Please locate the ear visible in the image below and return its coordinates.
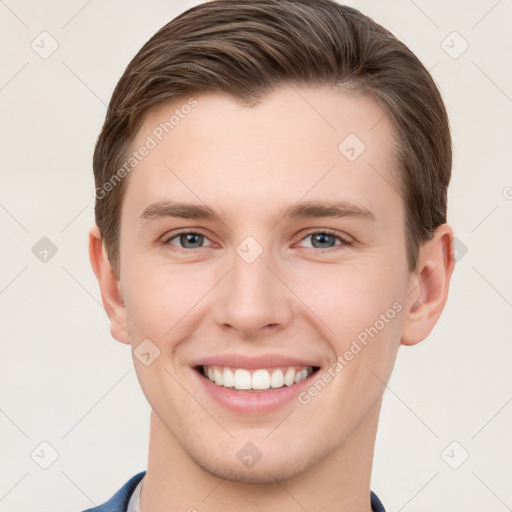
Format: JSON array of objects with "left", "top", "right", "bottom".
[
  {"left": 88, "top": 225, "right": 130, "bottom": 345},
  {"left": 401, "top": 223, "right": 455, "bottom": 346}
]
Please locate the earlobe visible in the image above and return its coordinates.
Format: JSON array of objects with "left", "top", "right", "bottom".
[
  {"left": 400, "top": 224, "right": 455, "bottom": 346},
  {"left": 88, "top": 225, "right": 130, "bottom": 345}
]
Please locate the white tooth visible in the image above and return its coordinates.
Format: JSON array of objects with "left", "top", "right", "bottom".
[
  {"left": 234, "top": 369, "right": 251, "bottom": 390},
  {"left": 205, "top": 366, "right": 311, "bottom": 389},
  {"left": 270, "top": 369, "right": 284, "bottom": 388},
  {"left": 252, "top": 369, "right": 271, "bottom": 390},
  {"left": 214, "top": 368, "right": 223, "bottom": 385},
  {"left": 223, "top": 367, "right": 234, "bottom": 387},
  {"left": 284, "top": 368, "right": 296, "bottom": 386}
]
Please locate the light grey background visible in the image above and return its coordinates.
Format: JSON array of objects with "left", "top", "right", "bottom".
[{"left": 0, "top": 1, "right": 510, "bottom": 511}]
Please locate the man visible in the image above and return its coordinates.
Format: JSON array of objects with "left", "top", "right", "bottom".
[{"left": 86, "top": 0, "right": 455, "bottom": 510}]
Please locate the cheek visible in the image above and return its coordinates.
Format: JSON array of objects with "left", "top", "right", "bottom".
[
  {"left": 298, "top": 259, "right": 407, "bottom": 400},
  {"left": 330, "top": 269, "right": 405, "bottom": 390},
  {"left": 304, "top": 269, "right": 405, "bottom": 424},
  {"left": 120, "top": 249, "right": 202, "bottom": 332},
  {"left": 289, "top": 256, "right": 405, "bottom": 334}
]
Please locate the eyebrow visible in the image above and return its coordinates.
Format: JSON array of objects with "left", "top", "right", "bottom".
[{"left": 137, "top": 199, "right": 377, "bottom": 224}]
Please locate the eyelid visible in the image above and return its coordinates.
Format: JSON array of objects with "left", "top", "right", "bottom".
[
  {"left": 295, "top": 228, "right": 354, "bottom": 249},
  {"left": 299, "top": 228, "right": 353, "bottom": 242},
  {"left": 162, "top": 229, "right": 215, "bottom": 250}
]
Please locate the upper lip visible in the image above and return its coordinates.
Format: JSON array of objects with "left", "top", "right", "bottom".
[{"left": 191, "top": 354, "right": 321, "bottom": 370}]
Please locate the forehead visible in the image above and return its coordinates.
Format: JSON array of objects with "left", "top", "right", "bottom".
[{"left": 123, "top": 85, "right": 401, "bottom": 228}]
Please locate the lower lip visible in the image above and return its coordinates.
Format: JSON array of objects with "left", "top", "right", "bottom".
[{"left": 193, "top": 368, "right": 318, "bottom": 414}]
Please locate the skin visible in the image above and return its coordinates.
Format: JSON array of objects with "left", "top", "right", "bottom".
[{"left": 89, "top": 84, "right": 454, "bottom": 512}]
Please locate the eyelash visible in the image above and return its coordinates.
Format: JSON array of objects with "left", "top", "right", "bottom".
[{"left": 162, "top": 229, "right": 353, "bottom": 254}]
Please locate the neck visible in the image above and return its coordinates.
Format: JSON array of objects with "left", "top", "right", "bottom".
[{"left": 141, "top": 401, "right": 381, "bottom": 512}]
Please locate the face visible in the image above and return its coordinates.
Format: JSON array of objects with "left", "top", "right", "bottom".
[{"left": 113, "top": 85, "right": 416, "bottom": 482}]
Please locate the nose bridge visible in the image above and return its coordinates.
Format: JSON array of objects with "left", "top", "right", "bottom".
[{"left": 213, "top": 240, "right": 292, "bottom": 334}]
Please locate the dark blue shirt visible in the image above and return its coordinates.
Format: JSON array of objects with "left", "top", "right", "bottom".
[{"left": 81, "top": 471, "right": 386, "bottom": 511}]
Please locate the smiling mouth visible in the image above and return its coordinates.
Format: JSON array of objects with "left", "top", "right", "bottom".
[{"left": 195, "top": 365, "right": 320, "bottom": 392}]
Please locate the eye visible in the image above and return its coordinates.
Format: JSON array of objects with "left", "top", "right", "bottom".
[
  {"left": 162, "top": 229, "right": 353, "bottom": 253},
  {"left": 163, "top": 230, "right": 214, "bottom": 251},
  {"left": 297, "top": 230, "right": 352, "bottom": 252}
]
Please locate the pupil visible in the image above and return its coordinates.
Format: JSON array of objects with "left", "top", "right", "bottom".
[
  {"left": 313, "top": 233, "right": 334, "bottom": 248},
  {"left": 181, "top": 233, "right": 202, "bottom": 248}
]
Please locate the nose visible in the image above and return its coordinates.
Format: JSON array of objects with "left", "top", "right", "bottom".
[{"left": 212, "top": 246, "right": 294, "bottom": 338}]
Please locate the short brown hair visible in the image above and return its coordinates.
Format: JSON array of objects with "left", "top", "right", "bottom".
[{"left": 93, "top": 0, "right": 451, "bottom": 278}]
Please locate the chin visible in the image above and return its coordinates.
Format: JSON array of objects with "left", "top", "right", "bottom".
[
  {"left": 187, "top": 441, "right": 327, "bottom": 485},
  {"left": 195, "top": 457, "right": 303, "bottom": 485}
]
